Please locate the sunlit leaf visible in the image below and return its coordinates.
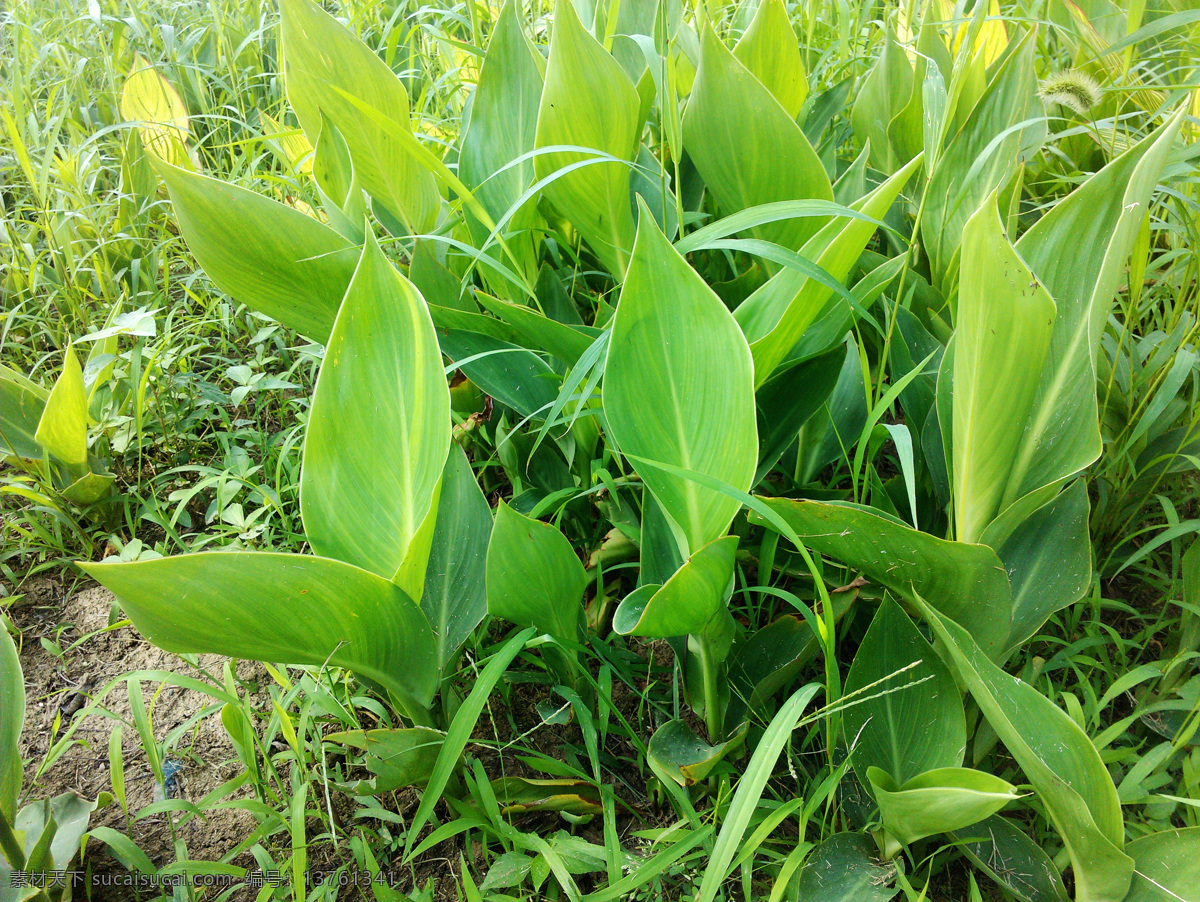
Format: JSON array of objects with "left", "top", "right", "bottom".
[
  {"left": 83, "top": 553, "right": 439, "bottom": 715},
  {"left": 301, "top": 232, "right": 451, "bottom": 583},
  {"left": 604, "top": 206, "right": 757, "bottom": 555},
  {"left": 281, "top": 0, "right": 440, "bottom": 233},
  {"left": 534, "top": 0, "right": 640, "bottom": 277}
]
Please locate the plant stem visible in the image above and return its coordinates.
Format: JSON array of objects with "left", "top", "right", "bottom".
[{"left": 695, "top": 634, "right": 724, "bottom": 742}]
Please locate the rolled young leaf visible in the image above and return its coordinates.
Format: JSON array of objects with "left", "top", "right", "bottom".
[
  {"left": 301, "top": 231, "right": 451, "bottom": 582},
  {"left": 1000, "top": 109, "right": 1186, "bottom": 512},
  {"left": 732, "top": 0, "right": 808, "bottom": 120},
  {"left": 81, "top": 553, "right": 439, "bottom": 715},
  {"left": 0, "top": 626, "right": 23, "bottom": 823},
  {"left": 921, "top": 29, "right": 1043, "bottom": 290},
  {"left": 867, "top": 766, "right": 1020, "bottom": 846},
  {"left": 34, "top": 346, "right": 88, "bottom": 470},
  {"left": 603, "top": 203, "right": 757, "bottom": 556},
  {"left": 613, "top": 535, "right": 738, "bottom": 638}
]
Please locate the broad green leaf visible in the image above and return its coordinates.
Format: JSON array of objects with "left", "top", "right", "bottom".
[
  {"left": 735, "top": 154, "right": 922, "bottom": 387},
  {"left": 683, "top": 24, "right": 830, "bottom": 254},
  {"left": 732, "top": 0, "right": 807, "bottom": 120},
  {"left": 753, "top": 346, "right": 844, "bottom": 483},
  {"left": 796, "top": 832, "right": 898, "bottom": 902},
  {"left": 844, "top": 600, "right": 965, "bottom": 786},
  {"left": 647, "top": 720, "right": 745, "bottom": 788},
  {"left": 281, "top": 0, "right": 439, "bottom": 233},
  {"left": 301, "top": 233, "right": 450, "bottom": 581},
  {"left": 421, "top": 446, "right": 492, "bottom": 672},
  {"left": 155, "top": 160, "right": 358, "bottom": 343},
  {"left": 914, "top": 597, "right": 1133, "bottom": 902},
  {"left": 868, "top": 766, "right": 1020, "bottom": 846},
  {"left": 725, "top": 614, "right": 820, "bottom": 729},
  {"left": 34, "top": 346, "right": 87, "bottom": 469},
  {"left": 44, "top": 792, "right": 104, "bottom": 870},
  {"left": 1123, "top": 827, "right": 1200, "bottom": 902},
  {"left": 995, "top": 480, "right": 1092, "bottom": 655},
  {"left": 613, "top": 535, "right": 738, "bottom": 638},
  {"left": 486, "top": 502, "right": 586, "bottom": 643},
  {"left": 61, "top": 470, "right": 116, "bottom": 506},
  {"left": 922, "top": 30, "right": 1043, "bottom": 289},
  {"left": 119, "top": 54, "right": 192, "bottom": 169},
  {"left": 0, "top": 365, "right": 47, "bottom": 462},
  {"left": 475, "top": 293, "right": 596, "bottom": 366},
  {"left": 1002, "top": 110, "right": 1185, "bottom": 510},
  {"left": 439, "top": 330, "right": 560, "bottom": 420},
  {"left": 952, "top": 193, "right": 1056, "bottom": 545},
  {"left": 850, "top": 28, "right": 913, "bottom": 173},
  {"left": 951, "top": 815, "right": 1069, "bottom": 902},
  {"left": 460, "top": 0, "right": 543, "bottom": 252},
  {"left": 756, "top": 499, "right": 1010, "bottom": 659},
  {"left": 534, "top": 0, "right": 640, "bottom": 277},
  {"left": 81, "top": 553, "right": 439, "bottom": 714},
  {"left": 604, "top": 208, "right": 757, "bottom": 555},
  {"left": 0, "top": 626, "right": 22, "bottom": 823},
  {"left": 325, "top": 728, "right": 445, "bottom": 791}
]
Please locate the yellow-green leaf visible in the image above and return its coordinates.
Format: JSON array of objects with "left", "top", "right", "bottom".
[
  {"left": 683, "top": 23, "right": 830, "bottom": 254},
  {"left": 155, "top": 160, "right": 359, "bottom": 343},
  {"left": 732, "top": 0, "right": 808, "bottom": 120},
  {"left": 35, "top": 346, "right": 88, "bottom": 469},
  {"left": 603, "top": 206, "right": 757, "bottom": 555},
  {"left": 301, "top": 232, "right": 451, "bottom": 581},
  {"left": 281, "top": 0, "right": 440, "bottom": 233},
  {"left": 119, "top": 54, "right": 192, "bottom": 169},
  {"left": 534, "top": 0, "right": 640, "bottom": 277},
  {"left": 952, "top": 193, "right": 1056, "bottom": 545},
  {"left": 82, "top": 553, "right": 439, "bottom": 715}
]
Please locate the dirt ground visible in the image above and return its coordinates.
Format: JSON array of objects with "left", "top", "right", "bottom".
[{"left": 8, "top": 577, "right": 264, "bottom": 899}]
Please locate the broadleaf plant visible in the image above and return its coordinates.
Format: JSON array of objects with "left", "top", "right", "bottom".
[{"left": 70, "top": 1, "right": 1198, "bottom": 896}]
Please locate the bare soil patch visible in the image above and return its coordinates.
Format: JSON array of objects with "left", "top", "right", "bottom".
[{"left": 9, "top": 577, "right": 265, "bottom": 899}]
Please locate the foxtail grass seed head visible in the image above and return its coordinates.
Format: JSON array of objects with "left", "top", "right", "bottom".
[{"left": 1037, "top": 70, "right": 1102, "bottom": 115}]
